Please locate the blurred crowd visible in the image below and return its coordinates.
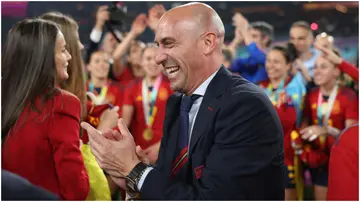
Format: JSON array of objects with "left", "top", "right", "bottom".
[{"left": 2, "top": 3, "right": 358, "bottom": 201}]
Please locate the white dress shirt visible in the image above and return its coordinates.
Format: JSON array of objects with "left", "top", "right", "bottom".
[{"left": 137, "top": 69, "right": 219, "bottom": 191}]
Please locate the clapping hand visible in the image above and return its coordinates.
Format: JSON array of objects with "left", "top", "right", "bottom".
[
  {"left": 81, "top": 119, "right": 151, "bottom": 188},
  {"left": 232, "top": 12, "right": 249, "bottom": 32},
  {"left": 144, "top": 141, "right": 161, "bottom": 165}
]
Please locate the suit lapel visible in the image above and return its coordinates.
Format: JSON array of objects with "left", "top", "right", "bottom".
[
  {"left": 189, "top": 67, "right": 232, "bottom": 154},
  {"left": 162, "top": 93, "right": 182, "bottom": 172}
]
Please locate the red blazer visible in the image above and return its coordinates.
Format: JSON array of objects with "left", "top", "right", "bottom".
[
  {"left": 328, "top": 124, "right": 359, "bottom": 200},
  {"left": 2, "top": 89, "right": 89, "bottom": 200}
]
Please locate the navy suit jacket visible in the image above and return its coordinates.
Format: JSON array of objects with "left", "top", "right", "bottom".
[
  {"left": 140, "top": 67, "right": 285, "bottom": 200},
  {"left": 1, "top": 170, "right": 58, "bottom": 200}
]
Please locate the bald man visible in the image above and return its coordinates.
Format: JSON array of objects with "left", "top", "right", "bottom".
[{"left": 81, "top": 3, "right": 285, "bottom": 200}]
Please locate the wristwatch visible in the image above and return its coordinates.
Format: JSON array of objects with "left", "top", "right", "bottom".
[{"left": 125, "top": 162, "right": 149, "bottom": 193}]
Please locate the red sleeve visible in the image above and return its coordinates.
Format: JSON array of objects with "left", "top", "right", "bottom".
[
  {"left": 327, "top": 125, "right": 359, "bottom": 200},
  {"left": 343, "top": 89, "right": 359, "bottom": 121},
  {"left": 337, "top": 60, "right": 359, "bottom": 82},
  {"left": 49, "top": 91, "right": 89, "bottom": 200},
  {"left": 123, "top": 82, "right": 136, "bottom": 106}
]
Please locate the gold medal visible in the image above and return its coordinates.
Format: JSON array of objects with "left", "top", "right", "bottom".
[{"left": 143, "top": 128, "right": 153, "bottom": 141}]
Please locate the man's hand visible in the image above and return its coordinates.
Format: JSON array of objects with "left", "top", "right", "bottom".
[
  {"left": 294, "top": 59, "right": 312, "bottom": 82},
  {"left": 300, "top": 125, "right": 328, "bottom": 141},
  {"left": 144, "top": 142, "right": 161, "bottom": 165},
  {"left": 130, "top": 13, "right": 148, "bottom": 37},
  {"left": 95, "top": 5, "right": 110, "bottom": 30},
  {"left": 81, "top": 118, "right": 140, "bottom": 178},
  {"left": 110, "top": 176, "right": 127, "bottom": 190},
  {"left": 148, "top": 4, "right": 166, "bottom": 32},
  {"left": 136, "top": 145, "right": 151, "bottom": 165}
]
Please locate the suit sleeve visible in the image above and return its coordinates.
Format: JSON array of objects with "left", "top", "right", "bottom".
[
  {"left": 48, "top": 93, "right": 89, "bottom": 200},
  {"left": 1, "top": 170, "right": 59, "bottom": 201},
  {"left": 140, "top": 86, "right": 284, "bottom": 200}
]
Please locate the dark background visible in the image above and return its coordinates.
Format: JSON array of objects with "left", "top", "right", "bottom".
[{"left": 2, "top": 1, "right": 359, "bottom": 63}]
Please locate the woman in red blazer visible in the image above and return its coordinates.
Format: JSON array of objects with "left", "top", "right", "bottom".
[{"left": 1, "top": 19, "right": 89, "bottom": 200}]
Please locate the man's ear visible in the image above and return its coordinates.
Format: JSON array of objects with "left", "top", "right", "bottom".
[{"left": 202, "top": 32, "right": 217, "bottom": 55}]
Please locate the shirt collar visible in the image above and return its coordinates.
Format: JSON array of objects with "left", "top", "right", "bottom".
[{"left": 193, "top": 68, "right": 220, "bottom": 97}]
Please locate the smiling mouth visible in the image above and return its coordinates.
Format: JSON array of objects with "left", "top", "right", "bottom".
[{"left": 165, "top": 66, "right": 180, "bottom": 75}]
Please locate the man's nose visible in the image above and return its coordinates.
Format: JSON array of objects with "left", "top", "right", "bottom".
[{"left": 155, "top": 52, "right": 167, "bottom": 66}]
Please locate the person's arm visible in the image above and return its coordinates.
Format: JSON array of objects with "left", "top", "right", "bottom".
[
  {"left": 139, "top": 89, "right": 284, "bottom": 200},
  {"left": 230, "top": 13, "right": 266, "bottom": 74},
  {"left": 229, "top": 43, "right": 266, "bottom": 74},
  {"left": 112, "top": 14, "right": 147, "bottom": 76},
  {"left": 225, "top": 27, "right": 243, "bottom": 58},
  {"left": 337, "top": 60, "right": 359, "bottom": 82},
  {"left": 344, "top": 89, "right": 359, "bottom": 127},
  {"left": 85, "top": 5, "right": 109, "bottom": 63},
  {"left": 1, "top": 170, "right": 59, "bottom": 200},
  {"left": 49, "top": 92, "right": 89, "bottom": 200},
  {"left": 147, "top": 4, "right": 166, "bottom": 33},
  {"left": 122, "top": 105, "right": 134, "bottom": 127},
  {"left": 121, "top": 83, "right": 136, "bottom": 127},
  {"left": 315, "top": 43, "right": 359, "bottom": 82},
  {"left": 294, "top": 59, "right": 312, "bottom": 83}
]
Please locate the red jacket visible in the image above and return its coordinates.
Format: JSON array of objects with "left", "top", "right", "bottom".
[
  {"left": 2, "top": 89, "right": 89, "bottom": 200},
  {"left": 327, "top": 124, "right": 359, "bottom": 200}
]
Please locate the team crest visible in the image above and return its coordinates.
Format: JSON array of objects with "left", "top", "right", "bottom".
[
  {"left": 136, "top": 95, "right": 142, "bottom": 102},
  {"left": 158, "top": 87, "right": 169, "bottom": 101},
  {"left": 331, "top": 100, "right": 341, "bottom": 115}
]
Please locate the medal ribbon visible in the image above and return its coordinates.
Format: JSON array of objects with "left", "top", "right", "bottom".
[
  {"left": 317, "top": 84, "right": 338, "bottom": 145},
  {"left": 142, "top": 75, "right": 162, "bottom": 127},
  {"left": 89, "top": 82, "right": 108, "bottom": 105},
  {"left": 265, "top": 77, "right": 286, "bottom": 108}
]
